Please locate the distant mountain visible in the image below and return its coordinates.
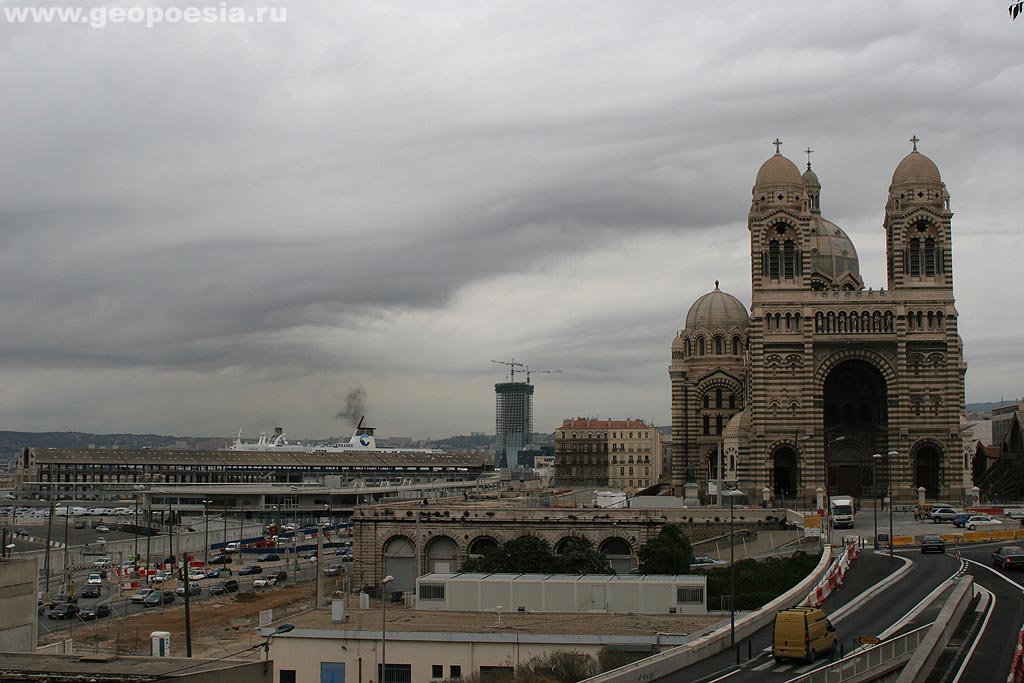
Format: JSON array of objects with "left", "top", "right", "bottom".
[
  {"left": 967, "top": 401, "right": 1017, "bottom": 415},
  {"left": 0, "top": 430, "right": 225, "bottom": 463}
]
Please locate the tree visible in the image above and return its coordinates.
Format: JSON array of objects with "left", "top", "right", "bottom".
[
  {"left": 554, "top": 536, "right": 613, "bottom": 574},
  {"left": 636, "top": 524, "right": 694, "bottom": 574}
]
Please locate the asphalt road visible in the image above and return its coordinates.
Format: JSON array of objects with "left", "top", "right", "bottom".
[{"left": 658, "top": 547, "right": 962, "bottom": 682}]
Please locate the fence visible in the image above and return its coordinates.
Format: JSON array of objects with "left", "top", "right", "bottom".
[{"left": 794, "top": 623, "right": 931, "bottom": 683}]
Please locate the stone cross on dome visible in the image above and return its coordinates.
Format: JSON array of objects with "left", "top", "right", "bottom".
[
  {"left": 910, "top": 135, "right": 920, "bottom": 152},
  {"left": 804, "top": 147, "right": 814, "bottom": 169},
  {"left": 773, "top": 138, "right": 782, "bottom": 154},
  {"left": 715, "top": 280, "right": 720, "bottom": 289}
]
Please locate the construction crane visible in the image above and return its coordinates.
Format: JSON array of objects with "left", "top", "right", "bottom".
[
  {"left": 491, "top": 358, "right": 525, "bottom": 382},
  {"left": 524, "top": 365, "right": 563, "bottom": 384}
]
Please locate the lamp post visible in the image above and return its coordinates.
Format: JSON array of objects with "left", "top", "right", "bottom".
[
  {"left": 871, "top": 455, "right": 881, "bottom": 550},
  {"left": 202, "top": 500, "right": 213, "bottom": 564},
  {"left": 262, "top": 623, "right": 295, "bottom": 674},
  {"left": 887, "top": 451, "right": 897, "bottom": 565},
  {"left": 381, "top": 574, "right": 394, "bottom": 683},
  {"left": 725, "top": 488, "right": 743, "bottom": 647}
]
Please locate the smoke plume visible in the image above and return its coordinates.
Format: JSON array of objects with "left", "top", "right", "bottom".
[{"left": 334, "top": 387, "right": 367, "bottom": 427}]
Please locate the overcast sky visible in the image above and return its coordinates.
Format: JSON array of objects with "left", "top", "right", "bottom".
[{"left": 1, "top": 1, "right": 1021, "bottom": 440}]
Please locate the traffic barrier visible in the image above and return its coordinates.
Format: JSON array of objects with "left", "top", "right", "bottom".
[
  {"left": 892, "top": 535, "right": 916, "bottom": 547},
  {"left": 940, "top": 533, "right": 963, "bottom": 543},
  {"left": 1016, "top": 530, "right": 1024, "bottom": 540},
  {"left": 992, "top": 530, "right": 1017, "bottom": 541},
  {"left": 1006, "top": 626, "right": 1024, "bottom": 683},
  {"left": 963, "top": 531, "right": 991, "bottom": 543}
]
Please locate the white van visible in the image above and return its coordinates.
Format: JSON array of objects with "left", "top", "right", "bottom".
[
  {"left": 225, "top": 542, "right": 241, "bottom": 554},
  {"left": 1003, "top": 508, "right": 1024, "bottom": 520}
]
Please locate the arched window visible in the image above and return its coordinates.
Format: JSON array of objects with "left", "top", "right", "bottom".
[
  {"left": 698, "top": 337, "right": 705, "bottom": 355},
  {"left": 924, "top": 238, "right": 936, "bottom": 276},
  {"left": 728, "top": 393, "right": 736, "bottom": 409},
  {"left": 783, "top": 240, "right": 796, "bottom": 279},
  {"left": 785, "top": 313, "right": 792, "bottom": 330},
  {"left": 927, "top": 311, "right": 934, "bottom": 328},
  {"left": 703, "top": 393, "right": 711, "bottom": 409},
  {"left": 715, "top": 336, "right": 723, "bottom": 355},
  {"left": 916, "top": 311, "right": 923, "bottom": 328},
  {"left": 702, "top": 414, "right": 710, "bottom": 435},
  {"left": 936, "top": 311, "right": 943, "bottom": 328},
  {"left": 715, "top": 414, "right": 724, "bottom": 435},
  {"left": 909, "top": 238, "right": 922, "bottom": 277},
  {"left": 716, "top": 389, "right": 723, "bottom": 408},
  {"left": 768, "top": 241, "right": 781, "bottom": 279},
  {"left": 732, "top": 336, "right": 740, "bottom": 354}
]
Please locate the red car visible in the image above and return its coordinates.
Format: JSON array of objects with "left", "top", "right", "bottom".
[{"left": 992, "top": 546, "right": 1024, "bottom": 569}]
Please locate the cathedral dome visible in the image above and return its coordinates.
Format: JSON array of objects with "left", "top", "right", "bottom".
[
  {"left": 685, "top": 283, "right": 749, "bottom": 330},
  {"left": 891, "top": 150, "right": 941, "bottom": 186},
  {"left": 802, "top": 166, "right": 820, "bottom": 188},
  {"left": 754, "top": 153, "right": 804, "bottom": 189},
  {"left": 808, "top": 217, "right": 862, "bottom": 285}
]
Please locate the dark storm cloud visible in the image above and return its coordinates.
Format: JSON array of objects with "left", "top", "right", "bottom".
[{"left": 0, "top": 1, "right": 1019, "bottom": 436}]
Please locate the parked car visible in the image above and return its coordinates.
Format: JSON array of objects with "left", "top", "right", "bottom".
[
  {"left": 46, "top": 603, "right": 78, "bottom": 620},
  {"left": 930, "top": 507, "right": 961, "bottom": 523},
  {"left": 150, "top": 570, "right": 172, "bottom": 584},
  {"left": 952, "top": 513, "right": 972, "bottom": 528},
  {"left": 238, "top": 565, "right": 263, "bottom": 576},
  {"left": 87, "top": 573, "right": 104, "bottom": 585},
  {"left": 143, "top": 590, "right": 176, "bottom": 607},
  {"left": 130, "top": 588, "right": 157, "bottom": 603},
  {"left": 73, "top": 519, "right": 87, "bottom": 529},
  {"left": 94, "top": 525, "right": 111, "bottom": 533},
  {"left": 188, "top": 569, "right": 207, "bottom": 582},
  {"left": 78, "top": 604, "right": 111, "bottom": 620},
  {"left": 299, "top": 550, "right": 317, "bottom": 560},
  {"left": 920, "top": 534, "right": 945, "bottom": 554},
  {"left": 209, "top": 579, "right": 239, "bottom": 595},
  {"left": 965, "top": 515, "right": 1003, "bottom": 531},
  {"left": 15, "top": 528, "right": 29, "bottom": 537},
  {"left": 253, "top": 575, "right": 277, "bottom": 588},
  {"left": 92, "top": 557, "right": 112, "bottom": 568},
  {"left": 47, "top": 594, "right": 77, "bottom": 608},
  {"left": 206, "top": 567, "right": 230, "bottom": 578},
  {"left": 992, "top": 546, "right": 1024, "bottom": 569},
  {"left": 691, "top": 556, "right": 728, "bottom": 567},
  {"left": 175, "top": 582, "right": 202, "bottom": 596},
  {"left": 80, "top": 585, "right": 102, "bottom": 599},
  {"left": 323, "top": 564, "right": 343, "bottom": 576},
  {"left": 257, "top": 553, "right": 280, "bottom": 562},
  {"left": 208, "top": 555, "right": 233, "bottom": 565}
]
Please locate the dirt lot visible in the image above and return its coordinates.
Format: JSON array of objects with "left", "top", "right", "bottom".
[{"left": 43, "top": 584, "right": 315, "bottom": 659}]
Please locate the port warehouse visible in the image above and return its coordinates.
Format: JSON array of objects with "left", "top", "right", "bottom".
[
  {"left": 16, "top": 446, "right": 491, "bottom": 499},
  {"left": 415, "top": 573, "right": 708, "bottom": 615}
]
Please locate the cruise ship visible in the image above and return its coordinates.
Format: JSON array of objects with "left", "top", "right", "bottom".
[{"left": 225, "top": 417, "right": 445, "bottom": 455}]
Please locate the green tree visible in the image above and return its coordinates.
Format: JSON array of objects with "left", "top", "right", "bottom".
[
  {"left": 554, "top": 536, "right": 613, "bottom": 574},
  {"left": 636, "top": 524, "right": 694, "bottom": 574}
]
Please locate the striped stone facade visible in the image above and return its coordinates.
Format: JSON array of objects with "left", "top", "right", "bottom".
[{"left": 670, "top": 142, "right": 971, "bottom": 504}]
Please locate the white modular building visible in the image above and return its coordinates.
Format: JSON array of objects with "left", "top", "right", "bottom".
[{"left": 415, "top": 572, "right": 707, "bottom": 615}]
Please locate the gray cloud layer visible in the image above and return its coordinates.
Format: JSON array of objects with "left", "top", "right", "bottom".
[{"left": 1, "top": 1, "right": 1020, "bottom": 438}]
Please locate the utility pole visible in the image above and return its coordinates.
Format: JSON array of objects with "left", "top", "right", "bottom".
[
  {"left": 183, "top": 551, "right": 193, "bottom": 657},
  {"left": 43, "top": 493, "right": 56, "bottom": 592}
]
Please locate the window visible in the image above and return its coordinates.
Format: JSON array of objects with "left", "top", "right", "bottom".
[
  {"left": 783, "top": 240, "right": 795, "bottom": 279},
  {"left": 677, "top": 586, "right": 705, "bottom": 604},
  {"left": 419, "top": 584, "right": 445, "bottom": 600},
  {"left": 432, "top": 665, "right": 444, "bottom": 680},
  {"left": 280, "top": 671, "right": 296, "bottom": 683},
  {"left": 450, "top": 665, "right": 462, "bottom": 679},
  {"left": 768, "top": 241, "right": 780, "bottom": 278},
  {"left": 377, "top": 664, "right": 412, "bottom": 683}
]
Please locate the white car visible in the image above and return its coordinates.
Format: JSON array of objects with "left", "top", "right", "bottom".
[
  {"left": 188, "top": 569, "right": 206, "bottom": 581},
  {"left": 691, "top": 556, "right": 728, "bottom": 567},
  {"left": 151, "top": 571, "right": 172, "bottom": 584},
  {"left": 965, "top": 515, "right": 1003, "bottom": 531},
  {"left": 87, "top": 573, "right": 104, "bottom": 585},
  {"left": 253, "top": 576, "right": 278, "bottom": 588},
  {"left": 92, "top": 557, "right": 112, "bottom": 568}
]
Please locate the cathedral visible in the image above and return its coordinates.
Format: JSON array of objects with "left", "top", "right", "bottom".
[{"left": 669, "top": 139, "right": 972, "bottom": 504}]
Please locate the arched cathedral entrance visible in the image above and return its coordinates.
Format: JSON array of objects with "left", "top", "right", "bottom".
[
  {"left": 823, "top": 359, "right": 888, "bottom": 496},
  {"left": 772, "top": 446, "right": 798, "bottom": 498},
  {"left": 914, "top": 444, "right": 943, "bottom": 496}
]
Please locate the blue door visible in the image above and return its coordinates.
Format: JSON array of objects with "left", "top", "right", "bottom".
[{"left": 321, "top": 662, "right": 345, "bottom": 683}]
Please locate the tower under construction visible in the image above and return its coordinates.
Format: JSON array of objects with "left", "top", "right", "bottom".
[{"left": 495, "top": 382, "right": 534, "bottom": 469}]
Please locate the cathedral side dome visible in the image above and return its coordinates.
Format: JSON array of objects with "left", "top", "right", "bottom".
[
  {"left": 808, "top": 217, "right": 861, "bottom": 285},
  {"left": 887, "top": 137, "right": 947, "bottom": 211},
  {"left": 751, "top": 142, "right": 805, "bottom": 212},
  {"left": 685, "top": 282, "right": 750, "bottom": 330}
]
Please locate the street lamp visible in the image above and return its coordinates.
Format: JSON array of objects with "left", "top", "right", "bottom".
[
  {"left": 202, "top": 500, "right": 213, "bottom": 564},
  {"left": 724, "top": 488, "right": 744, "bottom": 647},
  {"left": 871, "top": 455, "right": 882, "bottom": 550},
  {"left": 262, "top": 623, "right": 295, "bottom": 674},
  {"left": 873, "top": 451, "right": 897, "bottom": 565},
  {"left": 381, "top": 574, "right": 395, "bottom": 683}
]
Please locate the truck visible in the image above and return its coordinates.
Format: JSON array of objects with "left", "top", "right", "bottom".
[{"left": 829, "top": 496, "right": 856, "bottom": 529}]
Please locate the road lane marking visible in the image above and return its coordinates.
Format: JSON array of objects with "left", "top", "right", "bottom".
[
  {"left": 830, "top": 554, "right": 913, "bottom": 623},
  {"left": 964, "top": 558, "right": 1024, "bottom": 592},
  {"left": 704, "top": 669, "right": 741, "bottom": 683},
  {"left": 951, "top": 584, "right": 994, "bottom": 683},
  {"left": 878, "top": 576, "right": 954, "bottom": 639}
]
